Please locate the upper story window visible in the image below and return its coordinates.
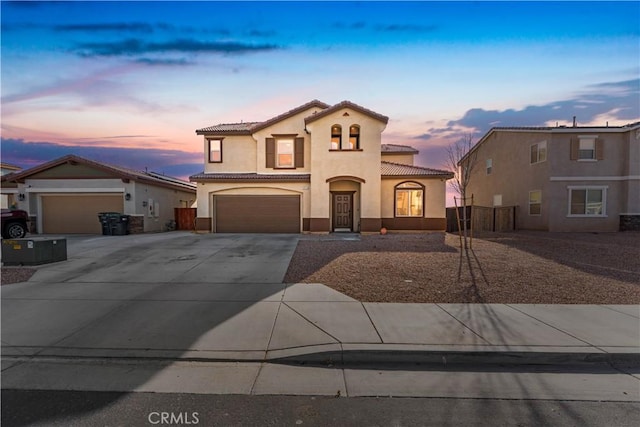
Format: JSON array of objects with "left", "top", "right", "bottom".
[
  {"left": 331, "top": 125, "right": 342, "bottom": 150},
  {"left": 208, "top": 139, "right": 223, "bottom": 163},
  {"left": 578, "top": 137, "right": 596, "bottom": 160},
  {"left": 571, "top": 135, "right": 602, "bottom": 161},
  {"left": 486, "top": 158, "right": 493, "bottom": 175},
  {"left": 266, "top": 136, "right": 304, "bottom": 169},
  {"left": 276, "top": 139, "right": 294, "bottom": 168},
  {"left": 395, "top": 182, "right": 424, "bottom": 217},
  {"left": 530, "top": 141, "right": 547, "bottom": 164},
  {"left": 349, "top": 125, "right": 360, "bottom": 150}
]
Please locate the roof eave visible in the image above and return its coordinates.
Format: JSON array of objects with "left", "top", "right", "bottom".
[{"left": 382, "top": 173, "right": 454, "bottom": 180}]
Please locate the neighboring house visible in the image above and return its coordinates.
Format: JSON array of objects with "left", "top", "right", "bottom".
[
  {"left": 1, "top": 155, "right": 196, "bottom": 234},
  {"left": 0, "top": 162, "right": 22, "bottom": 209},
  {"left": 460, "top": 122, "right": 640, "bottom": 232},
  {"left": 190, "top": 100, "right": 453, "bottom": 233}
]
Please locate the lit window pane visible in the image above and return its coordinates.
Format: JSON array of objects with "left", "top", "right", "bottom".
[
  {"left": 277, "top": 140, "right": 293, "bottom": 167},
  {"left": 209, "top": 140, "right": 221, "bottom": 162},
  {"left": 411, "top": 190, "right": 423, "bottom": 216},
  {"left": 396, "top": 191, "right": 408, "bottom": 216}
]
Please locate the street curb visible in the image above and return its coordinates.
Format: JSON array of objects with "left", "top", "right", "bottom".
[{"left": 272, "top": 350, "right": 640, "bottom": 367}]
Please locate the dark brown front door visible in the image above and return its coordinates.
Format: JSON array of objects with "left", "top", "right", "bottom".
[{"left": 332, "top": 193, "right": 353, "bottom": 231}]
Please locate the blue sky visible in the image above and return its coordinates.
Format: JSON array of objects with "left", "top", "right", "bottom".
[{"left": 2, "top": 1, "right": 639, "bottom": 184}]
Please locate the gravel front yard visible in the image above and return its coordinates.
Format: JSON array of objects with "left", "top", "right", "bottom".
[
  {"left": 284, "top": 231, "right": 640, "bottom": 304},
  {"left": 1, "top": 267, "right": 36, "bottom": 285}
]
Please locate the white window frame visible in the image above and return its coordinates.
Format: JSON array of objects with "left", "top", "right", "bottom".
[
  {"left": 567, "top": 186, "right": 608, "bottom": 217},
  {"left": 486, "top": 158, "right": 492, "bottom": 175},
  {"left": 578, "top": 136, "right": 596, "bottom": 161},
  {"left": 276, "top": 138, "right": 295, "bottom": 168},
  {"left": 395, "top": 182, "right": 424, "bottom": 217},
  {"left": 528, "top": 190, "right": 541, "bottom": 216},
  {"left": 208, "top": 139, "right": 222, "bottom": 163},
  {"left": 530, "top": 141, "right": 547, "bottom": 164}
]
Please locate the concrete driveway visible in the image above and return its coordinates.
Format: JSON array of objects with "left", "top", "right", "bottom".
[
  {"left": 23, "top": 231, "right": 299, "bottom": 284},
  {"left": 1, "top": 232, "right": 301, "bottom": 361}
]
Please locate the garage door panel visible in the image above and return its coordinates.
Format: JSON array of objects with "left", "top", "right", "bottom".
[
  {"left": 215, "top": 195, "right": 300, "bottom": 233},
  {"left": 42, "top": 195, "right": 123, "bottom": 234}
]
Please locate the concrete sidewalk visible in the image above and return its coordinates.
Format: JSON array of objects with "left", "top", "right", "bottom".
[{"left": 2, "top": 281, "right": 638, "bottom": 365}]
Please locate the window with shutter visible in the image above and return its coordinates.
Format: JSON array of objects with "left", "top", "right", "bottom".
[
  {"left": 294, "top": 137, "right": 304, "bottom": 167},
  {"left": 265, "top": 138, "right": 275, "bottom": 168}
]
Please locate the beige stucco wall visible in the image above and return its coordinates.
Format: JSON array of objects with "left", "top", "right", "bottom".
[
  {"left": 622, "top": 131, "right": 640, "bottom": 214},
  {"left": 203, "top": 135, "right": 257, "bottom": 173},
  {"left": 381, "top": 178, "right": 447, "bottom": 218},
  {"left": 133, "top": 182, "right": 196, "bottom": 232},
  {"left": 253, "top": 107, "right": 324, "bottom": 174},
  {"left": 381, "top": 153, "right": 414, "bottom": 165},
  {"left": 465, "top": 131, "right": 550, "bottom": 230},
  {"left": 306, "top": 110, "right": 386, "bottom": 219}
]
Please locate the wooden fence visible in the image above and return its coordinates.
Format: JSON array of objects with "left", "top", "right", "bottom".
[
  {"left": 446, "top": 205, "right": 516, "bottom": 233},
  {"left": 174, "top": 208, "right": 197, "bottom": 231}
]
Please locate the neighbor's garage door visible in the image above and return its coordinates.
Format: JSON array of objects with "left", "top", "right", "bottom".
[
  {"left": 214, "top": 195, "right": 300, "bottom": 233},
  {"left": 42, "top": 194, "right": 124, "bottom": 234}
]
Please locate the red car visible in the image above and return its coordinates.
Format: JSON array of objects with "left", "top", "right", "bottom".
[{"left": 1, "top": 208, "right": 29, "bottom": 239}]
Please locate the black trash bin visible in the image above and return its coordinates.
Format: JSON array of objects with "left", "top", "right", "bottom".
[
  {"left": 98, "top": 212, "right": 129, "bottom": 235},
  {"left": 111, "top": 214, "right": 130, "bottom": 235}
]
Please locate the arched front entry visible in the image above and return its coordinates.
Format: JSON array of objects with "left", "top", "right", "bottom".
[{"left": 327, "top": 176, "right": 363, "bottom": 232}]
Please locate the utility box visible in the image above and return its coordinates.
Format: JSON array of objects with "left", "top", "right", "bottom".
[{"left": 2, "top": 237, "right": 67, "bottom": 266}]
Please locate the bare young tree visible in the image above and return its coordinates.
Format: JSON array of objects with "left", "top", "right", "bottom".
[{"left": 446, "top": 133, "right": 478, "bottom": 248}]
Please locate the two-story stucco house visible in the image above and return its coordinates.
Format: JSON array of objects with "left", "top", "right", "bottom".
[
  {"left": 190, "top": 100, "right": 453, "bottom": 233},
  {"left": 460, "top": 122, "right": 640, "bottom": 232}
]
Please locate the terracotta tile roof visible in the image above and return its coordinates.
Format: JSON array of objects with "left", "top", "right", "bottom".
[
  {"left": 250, "top": 99, "right": 330, "bottom": 132},
  {"left": 381, "top": 161, "right": 453, "bottom": 178},
  {"left": 196, "top": 122, "right": 261, "bottom": 134},
  {"left": 196, "top": 100, "right": 330, "bottom": 135},
  {"left": 305, "top": 100, "right": 389, "bottom": 125},
  {"left": 6, "top": 154, "right": 196, "bottom": 192},
  {"left": 381, "top": 144, "right": 419, "bottom": 154},
  {"left": 189, "top": 172, "right": 310, "bottom": 182}
]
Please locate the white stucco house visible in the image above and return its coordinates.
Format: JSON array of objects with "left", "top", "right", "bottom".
[{"left": 190, "top": 100, "right": 453, "bottom": 233}]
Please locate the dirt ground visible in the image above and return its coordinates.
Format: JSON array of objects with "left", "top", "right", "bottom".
[
  {"left": 1, "top": 267, "right": 36, "bottom": 285},
  {"left": 284, "top": 231, "right": 640, "bottom": 304}
]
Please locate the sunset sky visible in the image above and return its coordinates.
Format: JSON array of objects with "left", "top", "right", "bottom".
[{"left": 2, "top": 1, "right": 639, "bottom": 201}]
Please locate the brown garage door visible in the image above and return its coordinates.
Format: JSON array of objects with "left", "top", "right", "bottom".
[
  {"left": 214, "top": 195, "right": 300, "bottom": 233},
  {"left": 42, "top": 194, "right": 124, "bottom": 234}
]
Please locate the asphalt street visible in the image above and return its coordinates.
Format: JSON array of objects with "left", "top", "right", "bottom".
[{"left": 3, "top": 390, "right": 640, "bottom": 427}]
